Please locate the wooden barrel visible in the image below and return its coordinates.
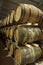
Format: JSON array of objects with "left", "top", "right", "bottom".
[
  {"left": 7, "top": 41, "right": 19, "bottom": 57},
  {"left": 14, "top": 27, "right": 41, "bottom": 44},
  {"left": 12, "top": 26, "right": 18, "bottom": 41},
  {"left": 9, "top": 10, "right": 15, "bottom": 24},
  {"left": 6, "top": 15, "right": 10, "bottom": 25},
  {"left": 6, "top": 27, "right": 10, "bottom": 38},
  {"left": 15, "top": 4, "right": 30, "bottom": 23},
  {"left": 2, "top": 18, "right": 7, "bottom": 26},
  {"left": 8, "top": 27, "right": 14, "bottom": 40},
  {"left": 7, "top": 42, "right": 14, "bottom": 57},
  {"left": 15, "top": 4, "right": 43, "bottom": 24},
  {"left": 8, "top": 26, "right": 17, "bottom": 40},
  {"left": 14, "top": 44, "right": 42, "bottom": 65}
]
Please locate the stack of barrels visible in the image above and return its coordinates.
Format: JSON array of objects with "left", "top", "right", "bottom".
[
  {"left": 0, "top": 4, "right": 43, "bottom": 27},
  {"left": 0, "top": 10, "right": 15, "bottom": 27},
  {"left": 0, "top": 4, "right": 43, "bottom": 65}
]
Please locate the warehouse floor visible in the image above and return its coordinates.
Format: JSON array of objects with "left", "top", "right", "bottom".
[{"left": 0, "top": 40, "right": 14, "bottom": 65}]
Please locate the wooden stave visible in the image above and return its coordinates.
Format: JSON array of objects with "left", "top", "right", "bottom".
[
  {"left": 29, "top": 5, "right": 39, "bottom": 24},
  {"left": 29, "top": 5, "right": 43, "bottom": 24},
  {"left": 14, "top": 44, "right": 42, "bottom": 65},
  {"left": 27, "top": 28, "right": 41, "bottom": 42}
]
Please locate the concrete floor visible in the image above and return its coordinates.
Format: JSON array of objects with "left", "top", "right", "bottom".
[{"left": 0, "top": 40, "right": 14, "bottom": 65}]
